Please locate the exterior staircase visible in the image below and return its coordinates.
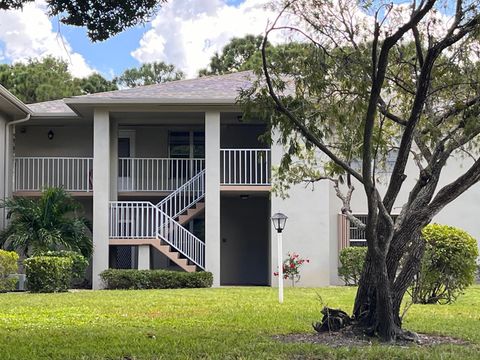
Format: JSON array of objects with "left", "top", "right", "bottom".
[{"left": 109, "top": 170, "right": 206, "bottom": 272}]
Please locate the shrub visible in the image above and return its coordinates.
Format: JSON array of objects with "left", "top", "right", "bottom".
[
  {"left": 24, "top": 256, "right": 73, "bottom": 293},
  {"left": 338, "top": 247, "right": 367, "bottom": 286},
  {"left": 100, "top": 269, "right": 213, "bottom": 290},
  {"left": 39, "top": 250, "right": 88, "bottom": 287},
  {"left": 0, "top": 250, "right": 19, "bottom": 292},
  {"left": 411, "top": 224, "right": 479, "bottom": 304},
  {"left": 273, "top": 252, "right": 310, "bottom": 286}
]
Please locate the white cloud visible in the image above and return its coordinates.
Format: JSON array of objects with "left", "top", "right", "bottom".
[
  {"left": 132, "top": 0, "right": 283, "bottom": 78},
  {"left": 0, "top": 0, "right": 94, "bottom": 78}
]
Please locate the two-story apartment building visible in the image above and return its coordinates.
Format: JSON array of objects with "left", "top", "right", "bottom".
[{"left": 1, "top": 72, "right": 479, "bottom": 289}]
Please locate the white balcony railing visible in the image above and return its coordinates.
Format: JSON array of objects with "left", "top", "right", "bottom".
[
  {"left": 14, "top": 157, "right": 93, "bottom": 192},
  {"left": 118, "top": 158, "right": 205, "bottom": 192},
  {"left": 14, "top": 150, "right": 271, "bottom": 193},
  {"left": 220, "top": 149, "right": 271, "bottom": 185}
]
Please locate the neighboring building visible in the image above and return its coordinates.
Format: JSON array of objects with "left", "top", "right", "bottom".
[{"left": 1, "top": 72, "right": 479, "bottom": 289}]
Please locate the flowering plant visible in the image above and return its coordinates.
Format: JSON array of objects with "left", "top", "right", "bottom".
[{"left": 274, "top": 252, "right": 310, "bottom": 286}]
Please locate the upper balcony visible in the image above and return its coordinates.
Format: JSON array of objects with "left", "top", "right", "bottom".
[{"left": 13, "top": 148, "right": 271, "bottom": 196}]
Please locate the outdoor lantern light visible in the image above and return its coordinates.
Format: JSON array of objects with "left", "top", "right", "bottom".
[
  {"left": 47, "top": 130, "right": 54, "bottom": 140},
  {"left": 271, "top": 212, "right": 288, "bottom": 304},
  {"left": 271, "top": 212, "right": 288, "bottom": 233}
]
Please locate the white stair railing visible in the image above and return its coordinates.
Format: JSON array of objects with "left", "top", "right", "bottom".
[
  {"left": 109, "top": 201, "right": 158, "bottom": 239},
  {"left": 156, "top": 208, "right": 205, "bottom": 269},
  {"left": 109, "top": 201, "right": 205, "bottom": 269},
  {"left": 157, "top": 169, "right": 205, "bottom": 219}
]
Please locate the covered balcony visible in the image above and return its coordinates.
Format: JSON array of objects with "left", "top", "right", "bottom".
[{"left": 13, "top": 149, "right": 271, "bottom": 195}]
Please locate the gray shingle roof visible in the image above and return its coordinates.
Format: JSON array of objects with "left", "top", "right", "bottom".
[
  {"left": 27, "top": 71, "right": 254, "bottom": 115},
  {"left": 27, "top": 99, "right": 74, "bottom": 114},
  {"left": 77, "top": 71, "right": 254, "bottom": 101}
]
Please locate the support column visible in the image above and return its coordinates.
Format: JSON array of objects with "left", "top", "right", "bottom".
[
  {"left": 109, "top": 120, "right": 118, "bottom": 200},
  {"left": 0, "top": 115, "right": 7, "bottom": 230},
  {"left": 137, "top": 245, "right": 150, "bottom": 270},
  {"left": 92, "top": 109, "right": 111, "bottom": 289},
  {"left": 205, "top": 111, "right": 221, "bottom": 286}
]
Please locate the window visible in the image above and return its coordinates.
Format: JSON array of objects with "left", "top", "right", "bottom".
[
  {"left": 349, "top": 214, "right": 398, "bottom": 247},
  {"left": 169, "top": 131, "right": 205, "bottom": 159}
]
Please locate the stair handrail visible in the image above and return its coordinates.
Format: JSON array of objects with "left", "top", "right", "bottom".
[
  {"left": 156, "top": 169, "right": 205, "bottom": 219},
  {"left": 109, "top": 201, "right": 205, "bottom": 269},
  {"left": 155, "top": 206, "right": 205, "bottom": 269}
]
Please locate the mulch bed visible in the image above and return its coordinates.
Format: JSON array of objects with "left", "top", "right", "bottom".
[{"left": 273, "top": 327, "right": 469, "bottom": 348}]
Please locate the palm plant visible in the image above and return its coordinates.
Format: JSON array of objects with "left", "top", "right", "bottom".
[{"left": 0, "top": 188, "right": 92, "bottom": 258}]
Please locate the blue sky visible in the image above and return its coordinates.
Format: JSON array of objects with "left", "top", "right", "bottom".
[{"left": 0, "top": 0, "right": 273, "bottom": 79}]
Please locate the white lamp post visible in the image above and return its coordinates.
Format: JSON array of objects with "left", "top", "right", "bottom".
[{"left": 271, "top": 212, "right": 288, "bottom": 303}]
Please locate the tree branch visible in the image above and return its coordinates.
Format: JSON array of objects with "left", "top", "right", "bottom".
[{"left": 261, "top": 5, "right": 364, "bottom": 184}]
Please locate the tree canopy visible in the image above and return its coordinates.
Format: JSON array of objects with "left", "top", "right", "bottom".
[
  {"left": 199, "top": 34, "right": 312, "bottom": 76},
  {"left": 0, "top": 0, "right": 167, "bottom": 41},
  {"left": 0, "top": 57, "right": 117, "bottom": 103},
  {"left": 241, "top": 0, "right": 480, "bottom": 341},
  {"left": 0, "top": 187, "right": 93, "bottom": 258},
  {"left": 199, "top": 35, "right": 265, "bottom": 76},
  {"left": 116, "top": 61, "right": 184, "bottom": 88}
]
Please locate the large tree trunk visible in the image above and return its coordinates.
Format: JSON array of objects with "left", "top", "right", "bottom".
[{"left": 352, "top": 223, "right": 425, "bottom": 341}]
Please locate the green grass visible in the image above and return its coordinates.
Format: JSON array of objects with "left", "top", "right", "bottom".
[{"left": 0, "top": 286, "right": 479, "bottom": 359}]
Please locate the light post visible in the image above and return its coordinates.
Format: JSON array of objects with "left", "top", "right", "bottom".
[{"left": 271, "top": 212, "right": 288, "bottom": 303}]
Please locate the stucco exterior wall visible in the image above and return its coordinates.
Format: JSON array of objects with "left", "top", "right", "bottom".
[
  {"left": 344, "top": 154, "right": 480, "bottom": 247},
  {"left": 221, "top": 124, "right": 267, "bottom": 148},
  {"left": 270, "top": 138, "right": 333, "bottom": 287},
  {"left": 15, "top": 125, "right": 93, "bottom": 157}
]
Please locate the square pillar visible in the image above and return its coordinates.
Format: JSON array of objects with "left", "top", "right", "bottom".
[
  {"left": 137, "top": 245, "right": 150, "bottom": 270},
  {"left": 205, "top": 111, "right": 221, "bottom": 286},
  {"left": 92, "top": 109, "right": 111, "bottom": 289},
  {"left": 109, "top": 120, "right": 118, "bottom": 200},
  {"left": 0, "top": 115, "right": 8, "bottom": 230}
]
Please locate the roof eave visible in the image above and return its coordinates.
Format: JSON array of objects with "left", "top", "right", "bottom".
[
  {"left": 63, "top": 97, "right": 238, "bottom": 106},
  {"left": 0, "top": 84, "right": 32, "bottom": 116}
]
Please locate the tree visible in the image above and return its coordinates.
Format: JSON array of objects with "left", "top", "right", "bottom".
[
  {"left": 241, "top": 0, "right": 480, "bottom": 341},
  {"left": 0, "top": 57, "right": 81, "bottom": 103},
  {"left": 1, "top": 1, "right": 167, "bottom": 42},
  {"left": 76, "top": 73, "right": 118, "bottom": 94},
  {"left": 116, "top": 62, "right": 184, "bottom": 88},
  {"left": 0, "top": 57, "right": 117, "bottom": 102},
  {"left": 199, "top": 35, "right": 265, "bottom": 76},
  {"left": 0, "top": 188, "right": 93, "bottom": 258},
  {"left": 198, "top": 35, "right": 311, "bottom": 76}
]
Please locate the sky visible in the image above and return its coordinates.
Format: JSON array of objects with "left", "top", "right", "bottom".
[{"left": 0, "top": 0, "right": 277, "bottom": 79}]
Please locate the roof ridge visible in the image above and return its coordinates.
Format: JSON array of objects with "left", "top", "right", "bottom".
[{"left": 73, "top": 70, "right": 255, "bottom": 99}]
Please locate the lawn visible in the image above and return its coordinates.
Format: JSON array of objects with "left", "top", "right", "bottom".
[{"left": 0, "top": 286, "right": 479, "bottom": 359}]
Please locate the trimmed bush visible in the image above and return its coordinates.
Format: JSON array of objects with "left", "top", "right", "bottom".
[
  {"left": 100, "top": 269, "right": 213, "bottom": 290},
  {"left": 39, "top": 250, "right": 88, "bottom": 287},
  {"left": 338, "top": 247, "right": 367, "bottom": 286},
  {"left": 411, "top": 224, "right": 479, "bottom": 304},
  {"left": 24, "top": 256, "right": 73, "bottom": 293},
  {"left": 0, "top": 250, "right": 19, "bottom": 292}
]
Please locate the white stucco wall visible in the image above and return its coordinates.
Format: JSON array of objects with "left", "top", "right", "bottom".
[
  {"left": 344, "top": 154, "right": 480, "bottom": 248},
  {"left": 15, "top": 125, "right": 93, "bottom": 157},
  {"left": 271, "top": 139, "right": 333, "bottom": 287}
]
